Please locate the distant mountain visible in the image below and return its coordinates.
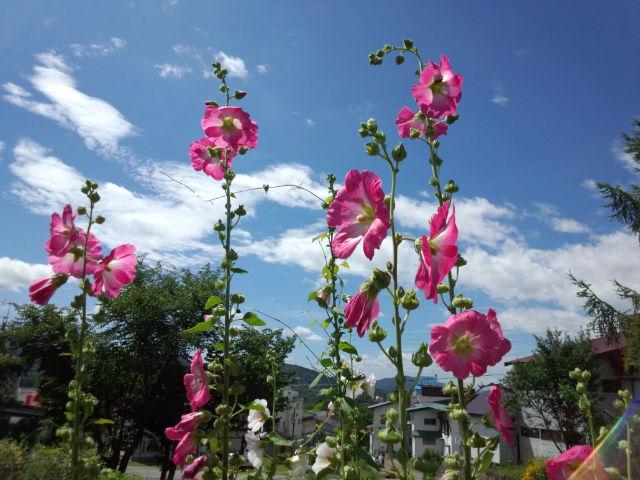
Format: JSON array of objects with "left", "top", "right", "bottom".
[
  {"left": 376, "top": 376, "right": 442, "bottom": 391},
  {"left": 282, "top": 363, "right": 335, "bottom": 406}
]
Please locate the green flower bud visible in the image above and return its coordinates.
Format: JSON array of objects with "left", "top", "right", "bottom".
[
  {"left": 234, "top": 205, "right": 247, "bottom": 216},
  {"left": 366, "top": 118, "right": 378, "bottom": 132},
  {"left": 412, "top": 343, "right": 432, "bottom": 368},
  {"left": 226, "top": 249, "right": 238, "bottom": 261},
  {"left": 392, "top": 142, "right": 407, "bottom": 162},
  {"left": 452, "top": 295, "right": 473, "bottom": 309},
  {"left": 95, "top": 215, "right": 105, "bottom": 224},
  {"left": 444, "top": 181, "right": 459, "bottom": 193},
  {"left": 581, "top": 370, "right": 591, "bottom": 381},
  {"left": 401, "top": 289, "right": 419, "bottom": 311},
  {"left": 238, "top": 146, "right": 248, "bottom": 155},
  {"left": 374, "top": 130, "right": 386, "bottom": 143},
  {"left": 613, "top": 399, "right": 624, "bottom": 410},
  {"left": 395, "top": 55, "right": 405, "bottom": 65},
  {"left": 358, "top": 127, "right": 368, "bottom": 138},
  {"left": 77, "top": 205, "right": 87, "bottom": 215},
  {"left": 403, "top": 39, "right": 414, "bottom": 49},
  {"left": 231, "top": 293, "right": 245, "bottom": 304},
  {"left": 326, "top": 436, "right": 338, "bottom": 448},
  {"left": 442, "top": 381, "right": 457, "bottom": 396},
  {"left": 449, "top": 408, "right": 469, "bottom": 421},
  {"left": 368, "top": 321, "right": 387, "bottom": 342},
  {"left": 569, "top": 368, "right": 582, "bottom": 380},
  {"left": 213, "top": 221, "right": 225, "bottom": 232},
  {"left": 436, "top": 283, "right": 450, "bottom": 294},
  {"left": 387, "top": 408, "right": 399, "bottom": 422},
  {"left": 223, "top": 169, "right": 235, "bottom": 181},
  {"left": 618, "top": 440, "right": 629, "bottom": 451},
  {"left": 383, "top": 44, "right": 393, "bottom": 53},
  {"left": 219, "top": 84, "right": 228, "bottom": 93},
  {"left": 410, "top": 128, "right": 421, "bottom": 139},
  {"left": 365, "top": 142, "right": 379, "bottom": 156},
  {"left": 389, "top": 391, "right": 398, "bottom": 402},
  {"left": 372, "top": 268, "right": 391, "bottom": 289},
  {"left": 446, "top": 115, "right": 459, "bottom": 125},
  {"left": 575, "top": 382, "right": 586, "bottom": 394},
  {"left": 467, "top": 432, "right": 486, "bottom": 448},
  {"left": 428, "top": 176, "right": 438, "bottom": 187},
  {"left": 234, "top": 90, "right": 247, "bottom": 100},
  {"left": 205, "top": 100, "right": 220, "bottom": 107},
  {"left": 605, "top": 467, "right": 623, "bottom": 479}
]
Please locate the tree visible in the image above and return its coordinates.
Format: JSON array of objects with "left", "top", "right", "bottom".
[
  {"left": 571, "top": 118, "right": 640, "bottom": 372},
  {"left": 504, "top": 329, "right": 598, "bottom": 452}
]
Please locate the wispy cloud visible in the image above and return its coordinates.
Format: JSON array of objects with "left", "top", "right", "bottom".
[
  {"left": 290, "top": 326, "right": 322, "bottom": 342},
  {"left": 0, "top": 140, "right": 5, "bottom": 160},
  {"left": 214, "top": 51, "right": 248, "bottom": 78},
  {"left": 304, "top": 118, "right": 316, "bottom": 127},
  {"left": 69, "top": 37, "right": 127, "bottom": 58},
  {"left": 2, "top": 52, "right": 136, "bottom": 158},
  {"left": 533, "top": 202, "right": 589, "bottom": 234},
  {"left": 154, "top": 63, "right": 191, "bottom": 78},
  {"left": 612, "top": 141, "right": 637, "bottom": 173},
  {"left": 256, "top": 64, "right": 268, "bottom": 75},
  {"left": 491, "top": 84, "right": 510, "bottom": 107}
]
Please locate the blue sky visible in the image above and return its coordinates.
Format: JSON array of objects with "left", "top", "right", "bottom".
[{"left": 1, "top": 1, "right": 639, "bottom": 380}]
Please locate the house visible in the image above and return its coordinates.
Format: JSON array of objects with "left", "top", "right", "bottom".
[
  {"left": 504, "top": 334, "right": 640, "bottom": 461},
  {"left": 276, "top": 385, "right": 305, "bottom": 440},
  {"left": 406, "top": 402, "right": 448, "bottom": 458}
]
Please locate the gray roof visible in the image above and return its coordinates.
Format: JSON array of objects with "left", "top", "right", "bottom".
[
  {"left": 367, "top": 401, "right": 392, "bottom": 410},
  {"left": 406, "top": 402, "right": 448, "bottom": 413}
]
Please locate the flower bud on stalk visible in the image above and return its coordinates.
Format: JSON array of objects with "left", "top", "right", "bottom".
[
  {"left": 401, "top": 289, "right": 419, "bottom": 311},
  {"left": 368, "top": 322, "right": 387, "bottom": 342},
  {"left": 412, "top": 343, "right": 432, "bottom": 368}
]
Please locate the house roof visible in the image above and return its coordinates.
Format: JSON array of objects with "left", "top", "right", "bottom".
[
  {"left": 504, "top": 335, "right": 627, "bottom": 366},
  {"left": 368, "top": 401, "right": 392, "bottom": 410},
  {"left": 411, "top": 429, "right": 442, "bottom": 439},
  {"left": 465, "top": 391, "right": 491, "bottom": 416},
  {"left": 406, "top": 402, "right": 448, "bottom": 413}
]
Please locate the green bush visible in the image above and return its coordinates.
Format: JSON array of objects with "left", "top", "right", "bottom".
[
  {"left": 483, "top": 462, "right": 526, "bottom": 480},
  {"left": 97, "top": 469, "right": 141, "bottom": 480},
  {"left": 520, "top": 460, "right": 548, "bottom": 480},
  {"left": 24, "top": 446, "right": 71, "bottom": 480},
  {"left": 0, "top": 440, "right": 26, "bottom": 480}
]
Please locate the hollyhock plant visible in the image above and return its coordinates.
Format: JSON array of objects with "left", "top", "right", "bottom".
[
  {"left": 182, "top": 455, "right": 208, "bottom": 479},
  {"left": 411, "top": 54, "right": 463, "bottom": 118},
  {"left": 245, "top": 430, "right": 264, "bottom": 468},
  {"left": 201, "top": 105, "right": 258, "bottom": 151},
  {"left": 344, "top": 289, "right": 380, "bottom": 337},
  {"left": 415, "top": 200, "right": 458, "bottom": 303},
  {"left": 546, "top": 445, "right": 605, "bottom": 480},
  {"left": 487, "top": 386, "right": 514, "bottom": 446},
  {"left": 29, "top": 274, "right": 69, "bottom": 305},
  {"left": 395, "top": 106, "right": 448, "bottom": 140},
  {"left": 326, "top": 169, "right": 390, "bottom": 260},
  {"left": 184, "top": 350, "right": 210, "bottom": 412},
  {"left": 49, "top": 230, "right": 102, "bottom": 278},
  {"left": 247, "top": 399, "right": 270, "bottom": 432},
  {"left": 429, "top": 309, "right": 509, "bottom": 379},
  {"left": 487, "top": 308, "right": 512, "bottom": 364},
  {"left": 45, "top": 204, "right": 76, "bottom": 256},
  {"left": 190, "top": 137, "right": 235, "bottom": 181},
  {"left": 165, "top": 411, "right": 208, "bottom": 441},
  {"left": 173, "top": 432, "right": 198, "bottom": 466},
  {"left": 311, "top": 442, "right": 336, "bottom": 475},
  {"left": 91, "top": 244, "right": 137, "bottom": 298}
]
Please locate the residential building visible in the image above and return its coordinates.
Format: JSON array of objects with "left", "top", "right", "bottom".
[{"left": 276, "top": 385, "right": 305, "bottom": 440}]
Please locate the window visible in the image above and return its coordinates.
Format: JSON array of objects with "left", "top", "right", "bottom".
[
  {"left": 423, "top": 418, "right": 437, "bottom": 426},
  {"left": 422, "top": 438, "right": 436, "bottom": 446},
  {"left": 380, "top": 414, "right": 386, "bottom": 426}
]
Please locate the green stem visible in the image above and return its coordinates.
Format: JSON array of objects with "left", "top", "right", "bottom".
[
  {"left": 221, "top": 175, "right": 233, "bottom": 480},
  {"left": 626, "top": 422, "right": 632, "bottom": 480},
  {"left": 457, "top": 379, "right": 472, "bottom": 480}
]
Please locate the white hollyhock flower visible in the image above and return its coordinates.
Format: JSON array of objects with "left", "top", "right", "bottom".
[
  {"left": 247, "top": 398, "right": 270, "bottom": 432},
  {"left": 361, "top": 373, "right": 376, "bottom": 397},
  {"left": 286, "top": 450, "right": 306, "bottom": 471},
  {"left": 311, "top": 442, "right": 336, "bottom": 475},
  {"left": 245, "top": 430, "right": 264, "bottom": 468}
]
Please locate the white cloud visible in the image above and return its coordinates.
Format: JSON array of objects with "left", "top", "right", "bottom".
[
  {"left": 492, "top": 94, "right": 509, "bottom": 106},
  {"left": 305, "top": 118, "right": 316, "bottom": 127},
  {"left": 550, "top": 217, "right": 590, "bottom": 234},
  {"left": 291, "top": 326, "right": 323, "bottom": 342},
  {"left": 69, "top": 37, "right": 127, "bottom": 57},
  {"left": 0, "top": 141, "right": 5, "bottom": 160},
  {"left": 582, "top": 179, "right": 597, "bottom": 191},
  {"left": 214, "top": 51, "right": 248, "bottom": 78},
  {"left": 499, "top": 307, "right": 587, "bottom": 335},
  {"left": 612, "top": 141, "right": 637, "bottom": 173},
  {"left": 154, "top": 63, "right": 191, "bottom": 78},
  {"left": 256, "top": 64, "right": 268, "bottom": 75},
  {"left": 0, "top": 257, "right": 51, "bottom": 292},
  {"left": 2, "top": 52, "right": 136, "bottom": 158}
]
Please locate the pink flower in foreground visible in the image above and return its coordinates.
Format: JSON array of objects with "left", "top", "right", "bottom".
[
  {"left": 45, "top": 204, "right": 76, "bottom": 256},
  {"left": 92, "top": 244, "right": 137, "bottom": 298},
  {"left": 201, "top": 105, "right": 258, "bottom": 151},
  {"left": 190, "top": 137, "right": 236, "bottom": 181},
  {"left": 344, "top": 289, "right": 380, "bottom": 337},
  {"left": 48, "top": 230, "right": 102, "bottom": 278},
  {"left": 184, "top": 350, "right": 210, "bottom": 411},
  {"left": 395, "top": 107, "right": 448, "bottom": 140},
  {"left": 172, "top": 432, "right": 198, "bottom": 466},
  {"left": 165, "top": 412, "right": 207, "bottom": 441},
  {"left": 29, "top": 275, "right": 69, "bottom": 305},
  {"left": 546, "top": 445, "right": 605, "bottom": 480},
  {"left": 182, "top": 455, "right": 208, "bottom": 479},
  {"left": 415, "top": 201, "right": 458, "bottom": 303},
  {"left": 326, "top": 170, "right": 390, "bottom": 260},
  {"left": 412, "top": 55, "right": 463, "bottom": 118},
  {"left": 487, "top": 308, "right": 512, "bottom": 364},
  {"left": 429, "top": 309, "right": 507, "bottom": 379},
  {"left": 488, "top": 386, "right": 514, "bottom": 446}
]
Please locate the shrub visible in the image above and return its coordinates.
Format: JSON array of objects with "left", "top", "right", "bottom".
[
  {"left": 521, "top": 460, "right": 548, "bottom": 480},
  {"left": 97, "top": 469, "right": 141, "bottom": 480},
  {"left": 23, "top": 446, "right": 71, "bottom": 480},
  {"left": 0, "top": 440, "right": 26, "bottom": 480}
]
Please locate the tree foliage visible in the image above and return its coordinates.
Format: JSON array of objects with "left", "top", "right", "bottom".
[{"left": 504, "top": 329, "right": 597, "bottom": 452}]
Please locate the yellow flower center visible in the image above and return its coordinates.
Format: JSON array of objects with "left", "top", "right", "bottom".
[
  {"left": 452, "top": 334, "right": 473, "bottom": 356},
  {"left": 430, "top": 75, "right": 445, "bottom": 95},
  {"left": 356, "top": 204, "right": 374, "bottom": 225},
  {"left": 221, "top": 116, "right": 237, "bottom": 133}
]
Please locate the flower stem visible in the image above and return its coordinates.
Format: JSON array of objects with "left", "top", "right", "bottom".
[
  {"left": 457, "top": 379, "right": 472, "bottom": 480},
  {"left": 221, "top": 174, "right": 233, "bottom": 480}
]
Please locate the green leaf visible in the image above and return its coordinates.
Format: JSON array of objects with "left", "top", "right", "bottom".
[
  {"left": 242, "top": 312, "right": 266, "bottom": 326},
  {"left": 340, "top": 261, "right": 350, "bottom": 269},
  {"left": 205, "top": 295, "right": 222, "bottom": 310},
  {"left": 183, "top": 318, "right": 214, "bottom": 334},
  {"left": 320, "top": 358, "right": 333, "bottom": 368},
  {"left": 213, "top": 342, "right": 224, "bottom": 351},
  {"left": 231, "top": 267, "right": 248, "bottom": 274},
  {"left": 59, "top": 352, "right": 72, "bottom": 357},
  {"left": 321, "top": 318, "right": 331, "bottom": 329},
  {"left": 338, "top": 341, "right": 358, "bottom": 355},
  {"left": 268, "top": 434, "right": 295, "bottom": 446},
  {"left": 355, "top": 446, "right": 378, "bottom": 468},
  {"left": 309, "top": 371, "right": 324, "bottom": 389},
  {"left": 307, "top": 290, "right": 318, "bottom": 302},
  {"left": 246, "top": 401, "right": 268, "bottom": 414},
  {"left": 93, "top": 418, "right": 115, "bottom": 425}
]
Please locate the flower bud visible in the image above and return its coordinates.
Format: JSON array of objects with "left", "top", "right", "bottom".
[
  {"left": 238, "top": 146, "right": 248, "bottom": 155},
  {"left": 467, "top": 432, "right": 486, "bottom": 448},
  {"left": 618, "top": 440, "right": 629, "bottom": 451},
  {"left": 374, "top": 131, "right": 386, "bottom": 143},
  {"left": 383, "top": 44, "right": 393, "bottom": 53},
  {"left": 77, "top": 206, "right": 87, "bottom": 215},
  {"left": 383, "top": 194, "right": 391, "bottom": 208},
  {"left": 442, "top": 381, "right": 457, "bottom": 396},
  {"left": 613, "top": 399, "right": 624, "bottom": 410},
  {"left": 234, "top": 90, "right": 247, "bottom": 100},
  {"left": 377, "top": 428, "right": 401, "bottom": 444},
  {"left": 234, "top": 205, "right": 247, "bottom": 216},
  {"left": 226, "top": 249, "right": 238, "bottom": 261},
  {"left": 95, "top": 215, "right": 105, "bottom": 224},
  {"left": 389, "top": 391, "right": 398, "bottom": 403},
  {"left": 372, "top": 268, "right": 391, "bottom": 289},
  {"left": 581, "top": 370, "right": 591, "bottom": 381},
  {"left": 444, "top": 181, "right": 459, "bottom": 193},
  {"left": 213, "top": 221, "right": 225, "bottom": 232},
  {"left": 410, "top": 128, "right": 421, "bottom": 139},
  {"left": 401, "top": 289, "right": 419, "bottom": 311},
  {"left": 436, "top": 283, "right": 450, "bottom": 294},
  {"left": 326, "top": 436, "right": 338, "bottom": 448},
  {"left": 395, "top": 55, "right": 404, "bottom": 65},
  {"left": 231, "top": 293, "right": 245, "bottom": 304},
  {"left": 366, "top": 118, "right": 378, "bottom": 132},
  {"left": 392, "top": 143, "right": 407, "bottom": 162},
  {"left": 365, "top": 142, "right": 379, "bottom": 156},
  {"left": 449, "top": 408, "right": 469, "bottom": 421},
  {"left": 387, "top": 408, "right": 399, "bottom": 422},
  {"left": 206, "top": 100, "right": 220, "bottom": 107},
  {"left": 358, "top": 127, "right": 368, "bottom": 138},
  {"left": 403, "top": 39, "right": 414, "bottom": 49},
  {"left": 446, "top": 115, "right": 459, "bottom": 125},
  {"left": 368, "top": 322, "right": 387, "bottom": 342},
  {"left": 452, "top": 295, "right": 473, "bottom": 309},
  {"left": 605, "top": 468, "right": 623, "bottom": 479},
  {"left": 412, "top": 343, "right": 432, "bottom": 368},
  {"left": 575, "top": 382, "right": 586, "bottom": 394},
  {"left": 223, "top": 169, "right": 236, "bottom": 181}
]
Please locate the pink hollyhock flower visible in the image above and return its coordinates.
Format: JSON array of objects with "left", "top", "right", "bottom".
[
  {"left": 429, "top": 309, "right": 505, "bottom": 379},
  {"left": 395, "top": 107, "right": 448, "bottom": 140},
  {"left": 165, "top": 412, "right": 207, "bottom": 441},
  {"left": 45, "top": 204, "right": 76, "bottom": 256},
  {"left": 344, "top": 289, "right": 380, "bottom": 337},
  {"left": 92, "top": 244, "right": 137, "bottom": 298},
  {"left": 182, "top": 455, "right": 208, "bottom": 479},
  {"left": 184, "top": 350, "right": 210, "bottom": 411},
  {"left": 415, "top": 201, "right": 458, "bottom": 303},
  {"left": 487, "top": 386, "right": 514, "bottom": 446},
  {"left": 29, "top": 275, "right": 69, "bottom": 305},
  {"left": 201, "top": 105, "right": 258, "bottom": 151},
  {"left": 487, "top": 309, "right": 512, "bottom": 364},
  {"left": 326, "top": 170, "right": 390, "bottom": 260},
  {"left": 190, "top": 137, "right": 236, "bottom": 181},
  {"left": 172, "top": 432, "right": 198, "bottom": 466},
  {"left": 48, "top": 230, "right": 102, "bottom": 278},
  {"left": 546, "top": 445, "right": 605, "bottom": 480},
  {"left": 412, "top": 55, "right": 463, "bottom": 118}
]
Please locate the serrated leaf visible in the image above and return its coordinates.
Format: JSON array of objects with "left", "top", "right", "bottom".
[
  {"left": 183, "top": 318, "right": 214, "bottom": 334},
  {"left": 338, "top": 341, "right": 358, "bottom": 355},
  {"left": 205, "top": 295, "right": 222, "bottom": 310},
  {"left": 231, "top": 267, "right": 248, "bottom": 274},
  {"left": 242, "top": 312, "right": 266, "bottom": 326},
  {"left": 309, "top": 371, "right": 324, "bottom": 389},
  {"left": 93, "top": 418, "right": 115, "bottom": 425}
]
